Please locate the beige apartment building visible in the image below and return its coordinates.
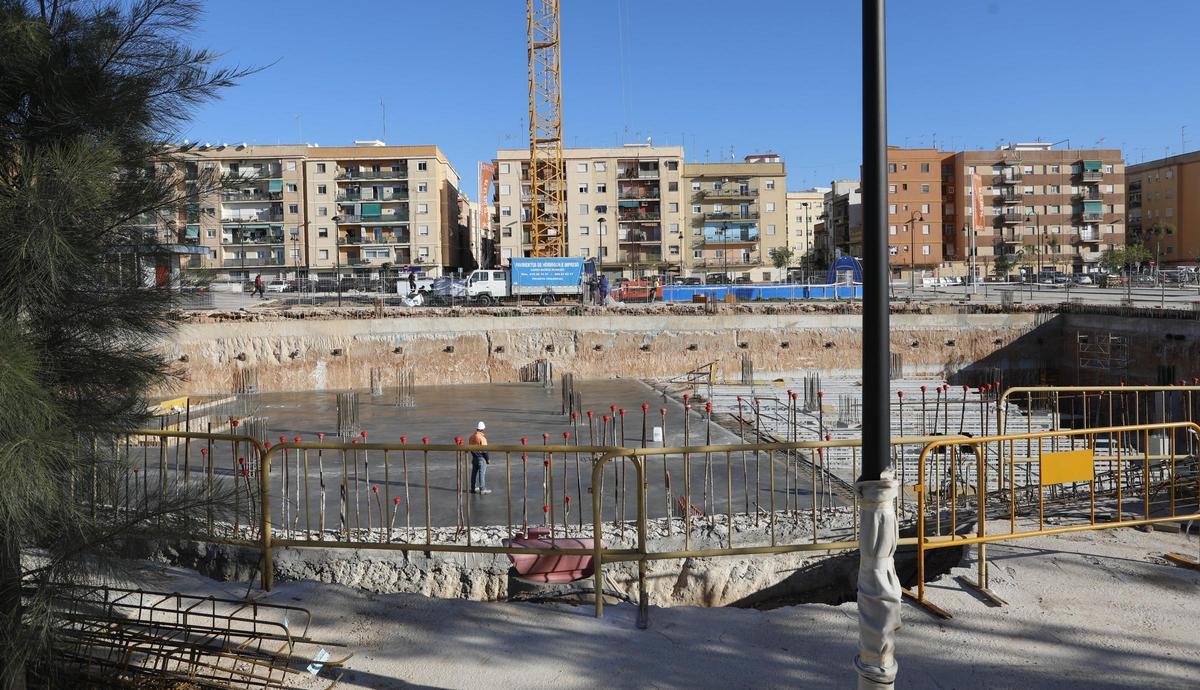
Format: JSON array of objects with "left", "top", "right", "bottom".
[
  {"left": 167, "top": 142, "right": 464, "bottom": 282},
  {"left": 492, "top": 145, "right": 686, "bottom": 275},
  {"left": 945, "top": 143, "right": 1125, "bottom": 276},
  {"left": 785, "top": 188, "right": 828, "bottom": 268},
  {"left": 682, "top": 155, "right": 789, "bottom": 281},
  {"left": 1127, "top": 150, "right": 1200, "bottom": 266}
]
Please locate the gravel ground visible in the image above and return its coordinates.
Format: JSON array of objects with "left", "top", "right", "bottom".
[{"left": 133, "top": 523, "right": 1199, "bottom": 689}]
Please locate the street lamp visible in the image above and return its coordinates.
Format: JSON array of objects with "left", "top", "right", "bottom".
[
  {"left": 801, "top": 201, "right": 811, "bottom": 280},
  {"left": 597, "top": 215, "right": 608, "bottom": 277},
  {"left": 330, "top": 215, "right": 343, "bottom": 306},
  {"left": 904, "top": 211, "right": 923, "bottom": 295}
]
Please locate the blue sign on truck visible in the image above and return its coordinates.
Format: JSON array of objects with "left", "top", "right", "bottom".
[{"left": 510, "top": 257, "right": 584, "bottom": 289}]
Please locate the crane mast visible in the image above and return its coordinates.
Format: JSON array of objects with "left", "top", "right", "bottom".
[{"left": 526, "top": 0, "right": 566, "bottom": 257}]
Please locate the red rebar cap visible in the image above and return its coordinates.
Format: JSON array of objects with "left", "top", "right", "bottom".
[
  {"left": 238, "top": 458, "right": 244, "bottom": 465},
  {"left": 542, "top": 504, "right": 550, "bottom": 513},
  {"left": 737, "top": 395, "right": 743, "bottom": 401},
  {"left": 563, "top": 431, "right": 570, "bottom": 440},
  {"left": 231, "top": 418, "right": 240, "bottom": 428},
  {"left": 542, "top": 433, "right": 550, "bottom": 440},
  {"left": 587, "top": 410, "right": 593, "bottom": 418},
  {"left": 422, "top": 436, "right": 430, "bottom": 444},
  {"left": 294, "top": 436, "right": 301, "bottom": 443},
  {"left": 361, "top": 431, "right": 368, "bottom": 439},
  {"left": 265, "top": 441, "right": 272, "bottom": 449},
  {"left": 603, "top": 415, "right": 610, "bottom": 422},
  {"left": 400, "top": 435, "right": 407, "bottom": 443},
  {"left": 571, "top": 411, "right": 578, "bottom": 419},
  {"left": 660, "top": 408, "right": 666, "bottom": 415},
  {"left": 619, "top": 408, "right": 625, "bottom": 415},
  {"left": 521, "top": 437, "right": 527, "bottom": 444},
  {"left": 200, "top": 448, "right": 207, "bottom": 455},
  {"left": 455, "top": 437, "right": 463, "bottom": 445},
  {"left": 280, "top": 435, "right": 287, "bottom": 443},
  {"left": 372, "top": 486, "right": 379, "bottom": 494},
  {"left": 318, "top": 432, "right": 325, "bottom": 440},
  {"left": 611, "top": 404, "right": 618, "bottom": 411},
  {"left": 921, "top": 385, "right": 927, "bottom": 393},
  {"left": 241, "top": 468, "right": 248, "bottom": 476},
  {"left": 350, "top": 439, "right": 357, "bottom": 445},
  {"left": 394, "top": 497, "right": 401, "bottom": 505},
  {"left": 543, "top": 459, "right": 550, "bottom": 467},
  {"left": 818, "top": 391, "right": 824, "bottom": 398},
  {"left": 642, "top": 403, "right": 649, "bottom": 411},
  {"left": 564, "top": 495, "right": 572, "bottom": 504},
  {"left": 897, "top": 391, "right": 903, "bottom": 398},
  {"left": 706, "top": 402, "right": 712, "bottom": 412}
]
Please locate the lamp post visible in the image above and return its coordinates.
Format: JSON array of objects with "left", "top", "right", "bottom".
[
  {"left": 802, "top": 201, "right": 811, "bottom": 280},
  {"left": 597, "top": 215, "right": 608, "bottom": 278},
  {"left": 904, "top": 211, "right": 922, "bottom": 295}
]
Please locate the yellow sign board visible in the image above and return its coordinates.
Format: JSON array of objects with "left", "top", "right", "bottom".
[{"left": 1040, "top": 448, "right": 1095, "bottom": 486}]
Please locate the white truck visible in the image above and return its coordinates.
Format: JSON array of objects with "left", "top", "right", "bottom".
[{"left": 465, "top": 257, "right": 586, "bottom": 306}]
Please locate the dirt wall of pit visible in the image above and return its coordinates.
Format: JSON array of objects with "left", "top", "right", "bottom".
[{"left": 159, "top": 311, "right": 1055, "bottom": 394}]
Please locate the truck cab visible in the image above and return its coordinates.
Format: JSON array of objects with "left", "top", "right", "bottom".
[{"left": 465, "top": 269, "right": 509, "bottom": 305}]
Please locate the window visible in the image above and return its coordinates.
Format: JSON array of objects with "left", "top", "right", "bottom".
[
  {"left": 669, "top": 223, "right": 679, "bottom": 233},
  {"left": 921, "top": 224, "right": 930, "bottom": 235},
  {"left": 1102, "top": 184, "right": 1114, "bottom": 193},
  {"left": 665, "top": 161, "right": 678, "bottom": 171},
  {"left": 318, "top": 227, "right": 328, "bottom": 238},
  {"left": 966, "top": 166, "right": 976, "bottom": 174},
  {"left": 502, "top": 247, "right": 513, "bottom": 259},
  {"left": 500, "top": 163, "right": 510, "bottom": 174},
  {"left": 1049, "top": 205, "right": 1060, "bottom": 214},
  {"left": 920, "top": 203, "right": 930, "bottom": 213},
  {"left": 317, "top": 184, "right": 327, "bottom": 195},
  {"left": 1023, "top": 166, "right": 1034, "bottom": 174},
  {"left": 668, "top": 181, "right": 678, "bottom": 191},
  {"left": 888, "top": 163, "right": 897, "bottom": 173},
  {"left": 596, "top": 183, "right": 607, "bottom": 193},
  {"left": 1049, "top": 165, "right": 1060, "bottom": 174},
  {"left": 416, "top": 161, "right": 427, "bottom": 171},
  {"left": 889, "top": 225, "right": 898, "bottom": 235},
  {"left": 1104, "top": 164, "right": 1114, "bottom": 173},
  {"left": 767, "top": 224, "right": 776, "bottom": 235},
  {"left": 290, "top": 248, "right": 300, "bottom": 258},
  {"left": 501, "top": 206, "right": 512, "bottom": 217},
  {"left": 922, "top": 245, "right": 930, "bottom": 256},
  {"left": 578, "top": 204, "right": 588, "bottom": 214},
  {"left": 902, "top": 183, "right": 908, "bottom": 191},
  {"left": 1166, "top": 169, "right": 1174, "bottom": 179},
  {"left": 692, "top": 204, "right": 701, "bottom": 214},
  {"left": 889, "top": 204, "right": 897, "bottom": 214},
  {"left": 888, "top": 185, "right": 897, "bottom": 193},
  {"left": 316, "top": 163, "right": 327, "bottom": 173},
  {"left": 287, "top": 161, "right": 296, "bottom": 171},
  {"left": 921, "top": 184, "right": 930, "bottom": 193},
  {"left": 669, "top": 202, "right": 679, "bottom": 212},
  {"left": 766, "top": 202, "right": 776, "bottom": 212},
  {"left": 1023, "top": 186, "right": 1035, "bottom": 195},
  {"left": 580, "top": 248, "right": 590, "bottom": 257},
  {"left": 206, "top": 229, "right": 216, "bottom": 238},
  {"left": 287, "top": 183, "right": 298, "bottom": 193},
  {"left": 419, "top": 225, "right": 430, "bottom": 235},
  {"left": 579, "top": 183, "right": 589, "bottom": 193},
  {"left": 500, "top": 184, "right": 511, "bottom": 195},
  {"left": 417, "top": 203, "right": 429, "bottom": 214},
  {"left": 766, "top": 180, "right": 776, "bottom": 190},
  {"left": 417, "top": 182, "right": 428, "bottom": 193},
  {"left": 594, "top": 161, "right": 606, "bottom": 172},
  {"left": 691, "top": 181, "right": 701, "bottom": 191},
  {"left": 318, "top": 207, "right": 328, "bottom": 217},
  {"left": 288, "top": 204, "right": 299, "bottom": 214},
  {"left": 889, "top": 246, "right": 899, "bottom": 256},
  {"left": 319, "top": 249, "right": 329, "bottom": 260},
  {"left": 577, "top": 163, "right": 588, "bottom": 173},
  {"left": 693, "top": 249, "right": 703, "bottom": 260},
  {"left": 901, "top": 164, "right": 908, "bottom": 171},
  {"left": 418, "top": 246, "right": 429, "bottom": 258},
  {"left": 579, "top": 225, "right": 589, "bottom": 235},
  {"left": 920, "top": 163, "right": 930, "bottom": 173},
  {"left": 1049, "top": 185, "right": 1060, "bottom": 194},
  {"left": 669, "top": 244, "right": 680, "bottom": 255}
]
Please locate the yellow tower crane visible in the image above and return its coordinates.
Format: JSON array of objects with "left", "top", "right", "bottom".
[{"left": 526, "top": 0, "right": 567, "bottom": 257}]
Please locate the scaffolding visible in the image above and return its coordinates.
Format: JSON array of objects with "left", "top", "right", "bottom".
[{"left": 1076, "top": 331, "right": 1129, "bottom": 372}]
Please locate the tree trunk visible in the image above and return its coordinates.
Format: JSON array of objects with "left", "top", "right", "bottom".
[{"left": 0, "top": 536, "right": 26, "bottom": 690}]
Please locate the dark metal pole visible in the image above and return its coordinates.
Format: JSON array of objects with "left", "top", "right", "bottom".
[{"left": 861, "top": 0, "right": 888, "bottom": 483}]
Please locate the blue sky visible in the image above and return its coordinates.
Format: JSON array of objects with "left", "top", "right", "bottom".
[{"left": 186, "top": 0, "right": 1200, "bottom": 196}]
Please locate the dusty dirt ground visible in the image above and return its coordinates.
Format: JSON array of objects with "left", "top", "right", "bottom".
[{"left": 129, "top": 523, "right": 1200, "bottom": 689}]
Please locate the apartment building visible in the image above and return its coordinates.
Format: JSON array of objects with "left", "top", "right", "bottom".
[
  {"left": 945, "top": 144, "right": 1125, "bottom": 276},
  {"left": 682, "top": 155, "right": 789, "bottom": 281},
  {"left": 1127, "top": 150, "right": 1200, "bottom": 266},
  {"left": 817, "top": 179, "right": 862, "bottom": 265},
  {"left": 886, "top": 148, "right": 948, "bottom": 274},
  {"left": 168, "top": 142, "right": 463, "bottom": 282},
  {"left": 785, "top": 188, "right": 828, "bottom": 266},
  {"left": 492, "top": 145, "right": 686, "bottom": 275}
]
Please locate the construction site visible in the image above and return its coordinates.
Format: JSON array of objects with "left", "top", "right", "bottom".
[{"left": 28, "top": 2, "right": 1199, "bottom": 689}]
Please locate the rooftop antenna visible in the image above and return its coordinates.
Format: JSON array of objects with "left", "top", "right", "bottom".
[{"left": 380, "top": 98, "right": 386, "bottom": 144}]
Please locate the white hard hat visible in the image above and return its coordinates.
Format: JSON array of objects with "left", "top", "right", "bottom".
[{"left": 476, "top": 421, "right": 486, "bottom": 430}]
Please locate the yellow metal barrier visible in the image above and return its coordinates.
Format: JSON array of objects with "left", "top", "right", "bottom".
[{"left": 912, "top": 421, "right": 1200, "bottom": 618}]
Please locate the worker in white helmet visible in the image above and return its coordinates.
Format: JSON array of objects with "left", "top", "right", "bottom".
[{"left": 468, "top": 421, "right": 491, "bottom": 494}]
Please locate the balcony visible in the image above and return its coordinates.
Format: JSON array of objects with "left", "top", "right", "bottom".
[
  {"left": 336, "top": 169, "right": 408, "bottom": 181},
  {"left": 617, "top": 188, "right": 660, "bottom": 200},
  {"left": 619, "top": 227, "right": 662, "bottom": 243},
  {"left": 339, "top": 232, "right": 411, "bottom": 245},
  {"left": 221, "top": 213, "right": 283, "bottom": 223},
  {"left": 997, "top": 171, "right": 1023, "bottom": 185},
  {"left": 999, "top": 211, "right": 1023, "bottom": 224},
  {"left": 336, "top": 214, "right": 410, "bottom": 224},
  {"left": 618, "top": 210, "right": 661, "bottom": 222},
  {"left": 996, "top": 191, "right": 1022, "bottom": 204},
  {"left": 610, "top": 248, "right": 665, "bottom": 265},
  {"left": 1081, "top": 212, "right": 1104, "bottom": 222},
  {"left": 1078, "top": 229, "right": 1100, "bottom": 243},
  {"left": 222, "top": 191, "right": 281, "bottom": 202},
  {"left": 222, "top": 256, "right": 284, "bottom": 267},
  {"left": 227, "top": 166, "right": 282, "bottom": 180},
  {"left": 1081, "top": 170, "right": 1103, "bottom": 182},
  {"left": 696, "top": 255, "right": 761, "bottom": 268},
  {"left": 1074, "top": 188, "right": 1102, "bottom": 201},
  {"left": 695, "top": 188, "right": 757, "bottom": 200},
  {"left": 997, "top": 231, "right": 1023, "bottom": 244},
  {"left": 617, "top": 166, "right": 660, "bottom": 180},
  {"left": 337, "top": 191, "right": 409, "bottom": 202}
]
